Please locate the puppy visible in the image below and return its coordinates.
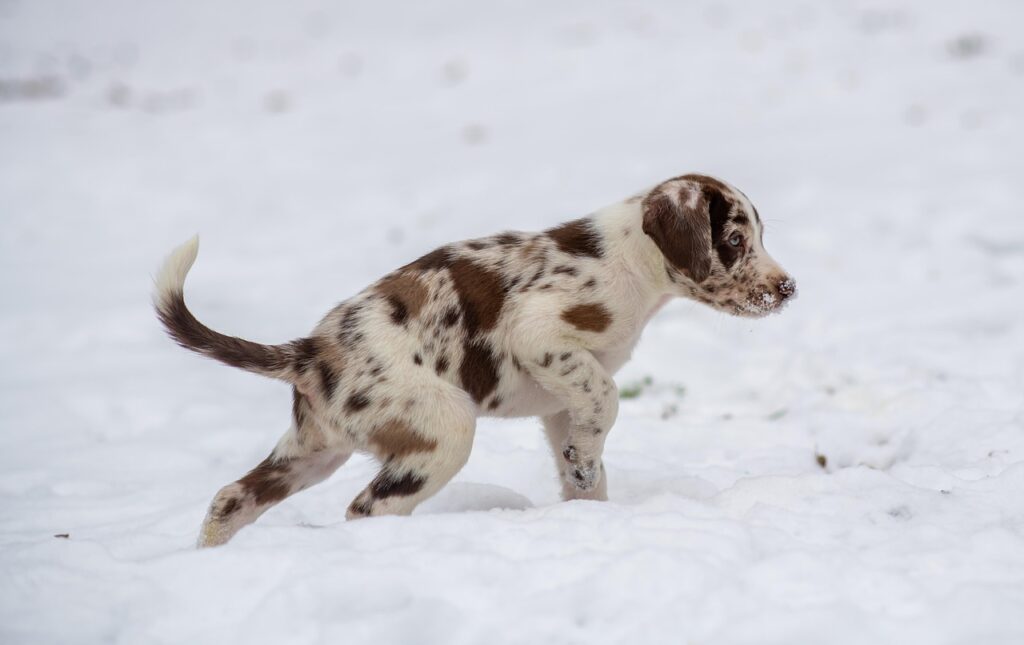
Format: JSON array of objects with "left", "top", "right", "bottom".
[{"left": 154, "top": 173, "right": 796, "bottom": 547}]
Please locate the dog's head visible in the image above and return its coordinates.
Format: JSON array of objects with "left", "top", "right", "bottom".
[{"left": 641, "top": 174, "right": 796, "bottom": 317}]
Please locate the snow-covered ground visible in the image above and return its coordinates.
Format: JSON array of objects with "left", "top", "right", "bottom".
[{"left": 2, "top": 1, "right": 1023, "bottom": 643}]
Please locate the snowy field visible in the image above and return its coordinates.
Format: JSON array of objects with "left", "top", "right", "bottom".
[{"left": 2, "top": 0, "right": 1024, "bottom": 643}]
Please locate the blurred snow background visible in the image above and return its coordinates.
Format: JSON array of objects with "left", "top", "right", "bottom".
[{"left": 1, "top": 0, "right": 1023, "bottom": 643}]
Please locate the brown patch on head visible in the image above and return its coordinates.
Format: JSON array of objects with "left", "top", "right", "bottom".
[
  {"left": 561, "top": 303, "right": 612, "bottom": 333},
  {"left": 704, "top": 185, "right": 741, "bottom": 270},
  {"left": 459, "top": 339, "right": 500, "bottom": 404},
  {"left": 642, "top": 184, "right": 713, "bottom": 283},
  {"left": 449, "top": 258, "right": 507, "bottom": 336},
  {"left": 369, "top": 420, "right": 438, "bottom": 459},
  {"left": 376, "top": 272, "right": 428, "bottom": 325},
  {"left": 239, "top": 456, "right": 291, "bottom": 505},
  {"left": 546, "top": 218, "right": 604, "bottom": 259}
]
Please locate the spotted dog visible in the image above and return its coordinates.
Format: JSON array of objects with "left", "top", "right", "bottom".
[{"left": 154, "top": 173, "right": 796, "bottom": 547}]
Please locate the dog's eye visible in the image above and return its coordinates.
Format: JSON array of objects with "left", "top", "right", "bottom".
[{"left": 728, "top": 233, "right": 743, "bottom": 247}]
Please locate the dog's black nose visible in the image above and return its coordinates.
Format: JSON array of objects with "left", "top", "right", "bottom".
[{"left": 777, "top": 277, "right": 797, "bottom": 300}]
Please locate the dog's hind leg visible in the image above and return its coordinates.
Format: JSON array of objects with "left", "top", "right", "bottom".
[
  {"left": 345, "top": 389, "right": 476, "bottom": 520},
  {"left": 197, "top": 447, "right": 351, "bottom": 548},
  {"left": 197, "top": 390, "right": 351, "bottom": 548}
]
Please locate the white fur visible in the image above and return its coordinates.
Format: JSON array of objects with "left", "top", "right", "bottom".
[{"left": 153, "top": 234, "right": 199, "bottom": 307}]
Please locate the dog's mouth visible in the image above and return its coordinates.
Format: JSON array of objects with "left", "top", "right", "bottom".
[{"left": 733, "top": 284, "right": 797, "bottom": 318}]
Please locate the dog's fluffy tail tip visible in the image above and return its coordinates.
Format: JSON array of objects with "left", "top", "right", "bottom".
[{"left": 153, "top": 234, "right": 200, "bottom": 307}]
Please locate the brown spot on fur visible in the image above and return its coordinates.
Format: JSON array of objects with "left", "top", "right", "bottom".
[
  {"left": 386, "top": 297, "right": 407, "bottom": 324},
  {"left": 291, "top": 337, "right": 319, "bottom": 373},
  {"left": 347, "top": 497, "right": 373, "bottom": 517},
  {"left": 441, "top": 307, "right": 460, "bottom": 328},
  {"left": 239, "top": 457, "right": 291, "bottom": 505},
  {"left": 552, "top": 265, "right": 579, "bottom": 277},
  {"left": 216, "top": 497, "right": 240, "bottom": 519},
  {"left": 369, "top": 420, "right": 438, "bottom": 458},
  {"left": 377, "top": 272, "right": 428, "bottom": 325},
  {"left": 466, "top": 240, "right": 489, "bottom": 251},
  {"left": 519, "top": 266, "right": 546, "bottom": 292},
  {"left": 449, "top": 258, "right": 507, "bottom": 336},
  {"left": 562, "top": 303, "right": 612, "bottom": 333},
  {"left": 435, "top": 355, "right": 449, "bottom": 374},
  {"left": 346, "top": 391, "right": 371, "bottom": 412},
  {"left": 337, "top": 303, "right": 365, "bottom": 346},
  {"left": 413, "top": 353, "right": 423, "bottom": 365},
  {"left": 583, "top": 277, "right": 597, "bottom": 289},
  {"left": 546, "top": 218, "right": 603, "bottom": 258},
  {"left": 370, "top": 471, "right": 426, "bottom": 498},
  {"left": 540, "top": 353, "right": 553, "bottom": 368},
  {"left": 317, "top": 361, "right": 339, "bottom": 400},
  {"left": 459, "top": 339, "right": 500, "bottom": 404},
  {"left": 488, "top": 397, "right": 502, "bottom": 411}
]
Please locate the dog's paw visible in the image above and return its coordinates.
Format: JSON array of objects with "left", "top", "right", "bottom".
[{"left": 561, "top": 445, "right": 601, "bottom": 492}]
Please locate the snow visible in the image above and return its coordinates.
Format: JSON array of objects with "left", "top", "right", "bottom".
[{"left": 2, "top": 0, "right": 1024, "bottom": 643}]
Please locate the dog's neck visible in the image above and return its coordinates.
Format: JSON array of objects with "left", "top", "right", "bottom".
[
  {"left": 593, "top": 199, "right": 673, "bottom": 293},
  {"left": 591, "top": 199, "right": 679, "bottom": 328}
]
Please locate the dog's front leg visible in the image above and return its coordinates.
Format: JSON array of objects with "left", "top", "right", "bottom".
[{"left": 526, "top": 346, "right": 618, "bottom": 494}]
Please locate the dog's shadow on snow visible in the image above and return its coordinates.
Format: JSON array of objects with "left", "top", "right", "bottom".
[{"left": 416, "top": 482, "right": 535, "bottom": 514}]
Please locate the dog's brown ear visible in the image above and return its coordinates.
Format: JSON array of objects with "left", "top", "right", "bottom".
[{"left": 641, "top": 187, "right": 713, "bottom": 283}]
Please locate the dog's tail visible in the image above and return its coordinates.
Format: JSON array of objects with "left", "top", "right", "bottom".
[{"left": 153, "top": 236, "right": 313, "bottom": 383}]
